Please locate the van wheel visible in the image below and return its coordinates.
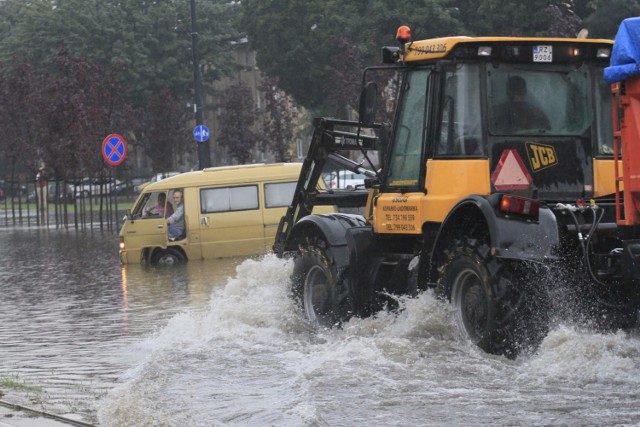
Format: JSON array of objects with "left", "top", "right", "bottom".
[
  {"left": 151, "top": 248, "right": 186, "bottom": 266},
  {"left": 291, "top": 237, "right": 355, "bottom": 328},
  {"left": 437, "top": 238, "right": 549, "bottom": 359}
]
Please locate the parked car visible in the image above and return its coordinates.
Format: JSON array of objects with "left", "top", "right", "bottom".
[
  {"left": 134, "top": 172, "right": 180, "bottom": 194},
  {"left": 73, "top": 177, "right": 122, "bottom": 198},
  {"left": 0, "top": 180, "right": 27, "bottom": 198},
  {"left": 323, "top": 170, "right": 367, "bottom": 189},
  {"left": 27, "top": 181, "right": 75, "bottom": 203}
]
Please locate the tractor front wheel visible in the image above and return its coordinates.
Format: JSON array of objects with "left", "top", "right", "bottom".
[{"left": 291, "top": 237, "right": 355, "bottom": 328}]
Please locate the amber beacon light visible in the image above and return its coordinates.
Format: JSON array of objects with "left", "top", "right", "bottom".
[{"left": 396, "top": 26, "right": 412, "bottom": 44}]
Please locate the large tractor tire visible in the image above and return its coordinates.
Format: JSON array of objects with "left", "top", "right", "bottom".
[
  {"left": 437, "top": 238, "right": 550, "bottom": 359},
  {"left": 291, "top": 237, "right": 355, "bottom": 328}
]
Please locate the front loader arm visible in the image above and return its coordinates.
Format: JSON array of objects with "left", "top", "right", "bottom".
[{"left": 273, "top": 117, "right": 381, "bottom": 256}]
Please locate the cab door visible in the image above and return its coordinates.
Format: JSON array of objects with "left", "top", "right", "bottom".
[
  {"left": 120, "top": 192, "right": 169, "bottom": 261},
  {"left": 375, "top": 67, "right": 432, "bottom": 235},
  {"left": 198, "top": 184, "right": 265, "bottom": 258}
]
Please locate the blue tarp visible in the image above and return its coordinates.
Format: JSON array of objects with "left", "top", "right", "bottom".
[{"left": 604, "top": 17, "right": 640, "bottom": 84}]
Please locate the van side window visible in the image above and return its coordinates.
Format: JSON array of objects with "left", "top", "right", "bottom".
[
  {"left": 264, "top": 182, "right": 296, "bottom": 208},
  {"left": 200, "top": 185, "right": 259, "bottom": 213}
]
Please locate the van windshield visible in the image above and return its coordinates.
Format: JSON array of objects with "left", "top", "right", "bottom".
[{"left": 134, "top": 192, "right": 172, "bottom": 219}]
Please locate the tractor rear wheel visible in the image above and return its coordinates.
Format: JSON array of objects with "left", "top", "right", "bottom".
[{"left": 438, "top": 238, "right": 549, "bottom": 358}]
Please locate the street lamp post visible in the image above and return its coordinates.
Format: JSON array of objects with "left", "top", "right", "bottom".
[{"left": 190, "top": 0, "right": 211, "bottom": 169}]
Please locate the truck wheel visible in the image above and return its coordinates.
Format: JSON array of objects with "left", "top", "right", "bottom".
[
  {"left": 438, "top": 239, "right": 549, "bottom": 358},
  {"left": 292, "top": 238, "right": 354, "bottom": 328},
  {"left": 151, "top": 248, "right": 186, "bottom": 266}
]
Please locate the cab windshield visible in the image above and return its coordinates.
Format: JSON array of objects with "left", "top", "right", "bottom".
[{"left": 487, "top": 64, "right": 590, "bottom": 136}]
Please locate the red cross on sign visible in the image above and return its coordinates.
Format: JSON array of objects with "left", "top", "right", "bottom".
[
  {"left": 492, "top": 149, "right": 532, "bottom": 191},
  {"left": 102, "top": 134, "right": 127, "bottom": 166}
]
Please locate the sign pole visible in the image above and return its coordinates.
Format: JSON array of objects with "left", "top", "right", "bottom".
[{"left": 190, "top": 0, "right": 211, "bottom": 169}]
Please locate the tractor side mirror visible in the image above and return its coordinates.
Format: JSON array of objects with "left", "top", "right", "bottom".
[{"left": 358, "top": 82, "right": 378, "bottom": 126}]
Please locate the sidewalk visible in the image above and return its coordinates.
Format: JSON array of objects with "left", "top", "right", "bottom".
[{"left": 0, "top": 404, "right": 91, "bottom": 427}]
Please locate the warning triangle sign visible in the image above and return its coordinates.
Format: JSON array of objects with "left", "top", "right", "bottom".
[{"left": 492, "top": 149, "right": 532, "bottom": 191}]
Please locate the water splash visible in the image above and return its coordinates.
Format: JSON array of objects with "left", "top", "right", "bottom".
[{"left": 98, "top": 254, "right": 640, "bottom": 426}]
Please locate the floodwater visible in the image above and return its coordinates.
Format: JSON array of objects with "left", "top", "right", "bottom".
[{"left": 0, "top": 227, "right": 639, "bottom": 426}]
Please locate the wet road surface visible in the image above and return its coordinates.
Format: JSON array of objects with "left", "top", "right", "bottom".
[{"left": 0, "top": 227, "right": 639, "bottom": 426}]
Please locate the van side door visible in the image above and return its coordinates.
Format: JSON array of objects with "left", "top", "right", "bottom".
[{"left": 198, "top": 184, "right": 264, "bottom": 258}]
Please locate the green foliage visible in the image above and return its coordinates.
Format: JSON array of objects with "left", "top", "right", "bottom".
[
  {"left": 0, "top": 58, "right": 39, "bottom": 178},
  {"left": 239, "top": 0, "right": 464, "bottom": 112},
  {"left": 0, "top": 0, "right": 638, "bottom": 175},
  {"left": 455, "top": 0, "right": 560, "bottom": 36},
  {"left": 259, "top": 76, "right": 298, "bottom": 162},
  {"left": 0, "top": 376, "right": 43, "bottom": 393},
  {"left": 0, "top": 0, "right": 242, "bottom": 175},
  {"left": 239, "top": 0, "right": 639, "bottom": 116},
  {"left": 217, "top": 82, "right": 258, "bottom": 164},
  {"left": 0, "top": 0, "right": 239, "bottom": 108},
  {"left": 143, "top": 87, "right": 191, "bottom": 171},
  {"left": 585, "top": 0, "right": 640, "bottom": 39},
  {"left": 0, "top": 49, "right": 135, "bottom": 179}
]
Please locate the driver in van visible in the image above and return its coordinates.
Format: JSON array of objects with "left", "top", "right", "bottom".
[
  {"left": 167, "top": 189, "right": 185, "bottom": 240},
  {"left": 145, "top": 192, "right": 173, "bottom": 218}
]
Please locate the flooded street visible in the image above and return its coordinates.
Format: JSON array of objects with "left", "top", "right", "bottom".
[
  {"left": 1, "top": 227, "right": 639, "bottom": 426},
  {"left": 0, "top": 227, "right": 240, "bottom": 424}
]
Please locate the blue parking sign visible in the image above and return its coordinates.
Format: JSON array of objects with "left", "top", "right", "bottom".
[{"left": 193, "top": 125, "right": 210, "bottom": 142}]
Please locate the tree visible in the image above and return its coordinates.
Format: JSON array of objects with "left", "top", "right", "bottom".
[
  {"left": 259, "top": 76, "right": 299, "bottom": 162},
  {"left": 0, "top": 0, "right": 241, "bottom": 104},
  {"left": 240, "top": 0, "right": 640, "bottom": 117},
  {"left": 33, "top": 49, "right": 135, "bottom": 179},
  {"left": 584, "top": 0, "right": 640, "bottom": 39},
  {"left": 239, "top": 0, "right": 464, "bottom": 114},
  {"left": 546, "top": 2, "right": 581, "bottom": 38},
  {"left": 217, "top": 82, "right": 258, "bottom": 165},
  {"left": 0, "top": 58, "right": 40, "bottom": 180},
  {"left": 0, "top": 0, "right": 243, "bottom": 172},
  {"left": 143, "top": 87, "right": 191, "bottom": 172},
  {"left": 0, "top": 48, "right": 135, "bottom": 181},
  {"left": 322, "top": 36, "right": 363, "bottom": 118}
]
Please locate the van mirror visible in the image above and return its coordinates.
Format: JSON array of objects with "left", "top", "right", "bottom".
[
  {"left": 358, "top": 82, "right": 378, "bottom": 126},
  {"left": 123, "top": 209, "right": 132, "bottom": 222}
]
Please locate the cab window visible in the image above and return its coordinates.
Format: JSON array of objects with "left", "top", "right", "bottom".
[
  {"left": 200, "top": 185, "right": 259, "bottom": 213},
  {"left": 487, "top": 63, "right": 590, "bottom": 136},
  {"left": 436, "top": 64, "right": 483, "bottom": 156}
]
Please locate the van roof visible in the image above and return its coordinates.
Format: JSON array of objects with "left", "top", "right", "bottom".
[{"left": 144, "top": 162, "right": 303, "bottom": 191}]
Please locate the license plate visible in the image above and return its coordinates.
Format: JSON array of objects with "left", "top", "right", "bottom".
[{"left": 533, "top": 45, "right": 552, "bottom": 62}]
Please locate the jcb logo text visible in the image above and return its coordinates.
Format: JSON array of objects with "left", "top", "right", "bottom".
[{"left": 526, "top": 142, "right": 558, "bottom": 172}]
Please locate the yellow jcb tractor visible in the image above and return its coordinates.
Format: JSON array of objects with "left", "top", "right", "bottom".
[{"left": 274, "top": 24, "right": 640, "bottom": 358}]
